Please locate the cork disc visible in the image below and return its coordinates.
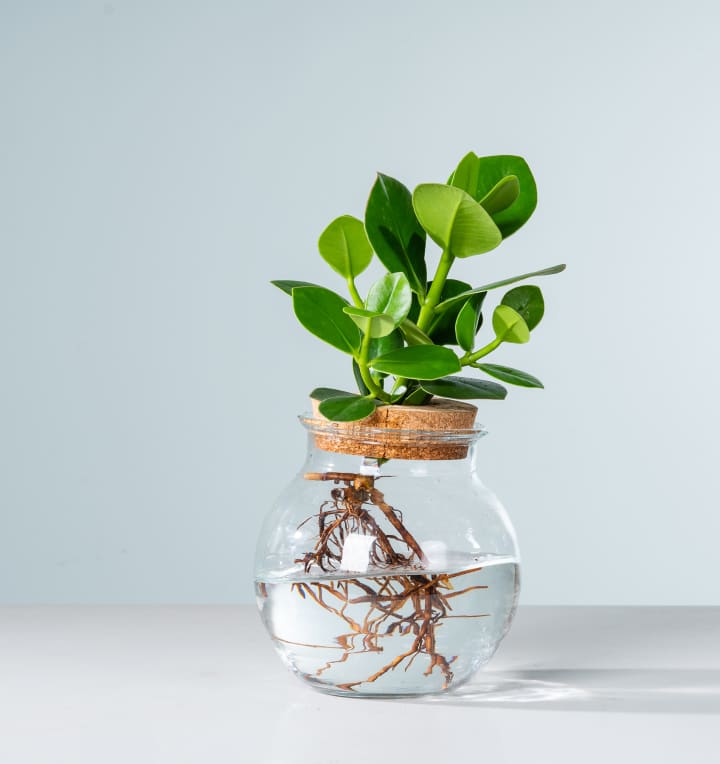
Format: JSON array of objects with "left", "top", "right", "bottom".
[{"left": 308, "top": 398, "right": 479, "bottom": 460}]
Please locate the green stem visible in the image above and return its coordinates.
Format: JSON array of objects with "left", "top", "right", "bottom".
[
  {"left": 347, "top": 277, "right": 363, "bottom": 308},
  {"left": 357, "top": 332, "right": 392, "bottom": 402},
  {"left": 387, "top": 376, "right": 412, "bottom": 404},
  {"left": 402, "top": 386, "right": 431, "bottom": 405},
  {"left": 461, "top": 336, "right": 502, "bottom": 366},
  {"left": 416, "top": 249, "right": 454, "bottom": 333},
  {"left": 390, "top": 377, "right": 404, "bottom": 395}
]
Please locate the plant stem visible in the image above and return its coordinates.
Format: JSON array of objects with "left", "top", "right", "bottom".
[
  {"left": 416, "top": 249, "right": 454, "bottom": 333},
  {"left": 461, "top": 336, "right": 502, "bottom": 366},
  {"left": 357, "top": 331, "right": 392, "bottom": 402},
  {"left": 347, "top": 277, "right": 363, "bottom": 308}
]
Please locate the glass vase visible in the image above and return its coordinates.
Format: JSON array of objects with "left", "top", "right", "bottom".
[{"left": 254, "top": 401, "right": 520, "bottom": 697}]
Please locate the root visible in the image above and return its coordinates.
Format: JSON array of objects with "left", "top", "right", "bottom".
[
  {"left": 290, "top": 471, "right": 488, "bottom": 691},
  {"left": 296, "top": 472, "right": 423, "bottom": 573}
]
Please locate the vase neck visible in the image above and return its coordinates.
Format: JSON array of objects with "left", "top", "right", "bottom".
[{"left": 303, "top": 438, "right": 482, "bottom": 478}]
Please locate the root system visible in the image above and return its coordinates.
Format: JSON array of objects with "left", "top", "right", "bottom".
[{"left": 290, "top": 471, "right": 487, "bottom": 691}]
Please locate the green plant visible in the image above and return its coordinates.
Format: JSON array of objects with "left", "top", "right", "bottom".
[{"left": 273, "top": 151, "right": 564, "bottom": 422}]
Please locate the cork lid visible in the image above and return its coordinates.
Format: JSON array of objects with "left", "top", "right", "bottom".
[{"left": 302, "top": 398, "right": 483, "bottom": 460}]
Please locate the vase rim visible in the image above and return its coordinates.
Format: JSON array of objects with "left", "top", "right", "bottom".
[{"left": 299, "top": 414, "right": 487, "bottom": 442}]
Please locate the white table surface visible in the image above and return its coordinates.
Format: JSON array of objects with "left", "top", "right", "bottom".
[{"left": 1, "top": 606, "right": 718, "bottom": 763}]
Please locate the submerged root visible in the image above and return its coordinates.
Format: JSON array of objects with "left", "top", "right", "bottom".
[{"left": 293, "top": 472, "right": 488, "bottom": 691}]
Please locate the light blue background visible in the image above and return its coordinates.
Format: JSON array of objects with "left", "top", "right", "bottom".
[{"left": 2, "top": 0, "right": 718, "bottom": 604}]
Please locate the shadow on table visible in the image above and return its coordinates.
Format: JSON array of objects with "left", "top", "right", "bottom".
[{"left": 413, "top": 669, "right": 720, "bottom": 714}]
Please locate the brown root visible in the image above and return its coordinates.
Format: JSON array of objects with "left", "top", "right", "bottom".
[
  {"left": 292, "top": 472, "right": 488, "bottom": 691},
  {"left": 296, "top": 472, "right": 423, "bottom": 573}
]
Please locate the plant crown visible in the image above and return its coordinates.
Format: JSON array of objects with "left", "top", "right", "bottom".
[{"left": 273, "top": 152, "right": 565, "bottom": 422}]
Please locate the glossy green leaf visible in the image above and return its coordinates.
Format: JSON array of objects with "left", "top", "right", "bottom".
[
  {"left": 318, "top": 215, "right": 373, "bottom": 279},
  {"left": 369, "top": 334, "right": 403, "bottom": 381},
  {"left": 423, "top": 279, "right": 471, "bottom": 345},
  {"left": 310, "top": 387, "right": 357, "bottom": 401},
  {"left": 292, "top": 286, "right": 361, "bottom": 355},
  {"left": 319, "top": 394, "right": 376, "bottom": 422},
  {"left": 369, "top": 345, "right": 461, "bottom": 380},
  {"left": 343, "top": 306, "right": 396, "bottom": 338},
  {"left": 271, "top": 279, "right": 320, "bottom": 295},
  {"left": 420, "top": 376, "right": 507, "bottom": 400},
  {"left": 412, "top": 184, "right": 502, "bottom": 258},
  {"left": 478, "top": 175, "right": 520, "bottom": 215},
  {"left": 434, "top": 264, "right": 566, "bottom": 314},
  {"left": 449, "top": 153, "right": 537, "bottom": 238},
  {"left": 454, "top": 294, "right": 485, "bottom": 352},
  {"left": 365, "top": 174, "right": 427, "bottom": 296},
  {"left": 365, "top": 272, "right": 412, "bottom": 325},
  {"left": 492, "top": 305, "right": 530, "bottom": 344},
  {"left": 398, "top": 318, "right": 433, "bottom": 346},
  {"left": 501, "top": 285, "right": 544, "bottom": 331},
  {"left": 369, "top": 329, "right": 403, "bottom": 371},
  {"left": 475, "top": 364, "right": 544, "bottom": 388}
]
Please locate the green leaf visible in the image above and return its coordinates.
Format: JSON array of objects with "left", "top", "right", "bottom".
[
  {"left": 310, "top": 387, "right": 357, "bottom": 401},
  {"left": 343, "top": 306, "right": 396, "bottom": 338},
  {"left": 449, "top": 153, "right": 537, "bottom": 238},
  {"left": 412, "top": 184, "right": 502, "bottom": 258},
  {"left": 476, "top": 364, "right": 544, "bottom": 388},
  {"left": 271, "top": 279, "right": 320, "bottom": 295},
  {"left": 369, "top": 333, "right": 402, "bottom": 381},
  {"left": 292, "top": 286, "right": 361, "bottom": 355},
  {"left": 478, "top": 175, "right": 520, "bottom": 215},
  {"left": 398, "top": 318, "right": 433, "bottom": 346},
  {"left": 434, "top": 264, "right": 566, "bottom": 314},
  {"left": 420, "top": 279, "right": 486, "bottom": 347},
  {"left": 365, "top": 174, "right": 427, "bottom": 296},
  {"left": 369, "top": 329, "right": 403, "bottom": 370},
  {"left": 369, "top": 345, "right": 461, "bottom": 380},
  {"left": 423, "top": 279, "right": 471, "bottom": 345},
  {"left": 501, "top": 285, "right": 544, "bottom": 331},
  {"left": 365, "top": 272, "right": 412, "bottom": 325},
  {"left": 402, "top": 386, "right": 433, "bottom": 405},
  {"left": 420, "top": 376, "right": 507, "bottom": 400},
  {"left": 493, "top": 304, "right": 530, "bottom": 344},
  {"left": 454, "top": 293, "right": 485, "bottom": 352},
  {"left": 319, "top": 395, "right": 376, "bottom": 422},
  {"left": 318, "top": 215, "right": 373, "bottom": 279}
]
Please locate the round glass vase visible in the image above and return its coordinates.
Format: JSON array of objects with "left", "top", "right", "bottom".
[{"left": 254, "top": 399, "right": 520, "bottom": 698}]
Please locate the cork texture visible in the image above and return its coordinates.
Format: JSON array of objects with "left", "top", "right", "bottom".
[{"left": 309, "top": 398, "right": 478, "bottom": 460}]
